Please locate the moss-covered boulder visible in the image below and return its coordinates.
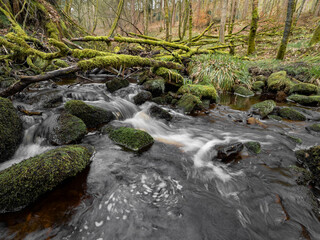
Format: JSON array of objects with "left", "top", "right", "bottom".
[
  {"left": 143, "top": 78, "right": 165, "bottom": 97},
  {"left": 295, "top": 146, "right": 320, "bottom": 188},
  {"left": 133, "top": 91, "right": 152, "bottom": 105},
  {"left": 177, "top": 84, "right": 218, "bottom": 103},
  {"left": 177, "top": 93, "right": 202, "bottom": 114},
  {"left": 234, "top": 86, "right": 254, "bottom": 97},
  {"left": 65, "top": 100, "right": 114, "bottom": 129},
  {"left": 278, "top": 107, "right": 306, "bottom": 121},
  {"left": 109, "top": 127, "right": 154, "bottom": 152},
  {"left": 289, "top": 83, "right": 319, "bottom": 96},
  {"left": 0, "top": 97, "right": 23, "bottom": 162},
  {"left": 153, "top": 67, "right": 184, "bottom": 85},
  {"left": 306, "top": 123, "right": 320, "bottom": 136},
  {"left": 252, "top": 81, "right": 265, "bottom": 92},
  {"left": 287, "top": 94, "right": 320, "bottom": 107},
  {"left": 251, "top": 100, "right": 276, "bottom": 118},
  {"left": 268, "top": 115, "right": 282, "bottom": 121},
  {"left": 267, "top": 71, "right": 294, "bottom": 93},
  {"left": 49, "top": 113, "right": 87, "bottom": 145},
  {"left": 151, "top": 94, "right": 173, "bottom": 105},
  {"left": 0, "top": 145, "right": 94, "bottom": 212},
  {"left": 106, "top": 77, "right": 130, "bottom": 93},
  {"left": 245, "top": 141, "right": 261, "bottom": 154}
]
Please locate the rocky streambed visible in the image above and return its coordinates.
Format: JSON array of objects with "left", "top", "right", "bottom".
[{"left": 0, "top": 69, "right": 320, "bottom": 239}]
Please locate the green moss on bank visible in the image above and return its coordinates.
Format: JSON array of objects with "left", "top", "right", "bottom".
[{"left": 177, "top": 84, "right": 218, "bottom": 103}]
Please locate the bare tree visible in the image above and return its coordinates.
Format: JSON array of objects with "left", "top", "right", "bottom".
[{"left": 220, "top": 0, "right": 228, "bottom": 43}]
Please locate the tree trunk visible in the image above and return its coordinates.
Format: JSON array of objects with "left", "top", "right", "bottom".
[
  {"left": 164, "top": 0, "right": 170, "bottom": 41},
  {"left": 242, "top": 0, "right": 249, "bottom": 19},
  {"left": 178, "top": 0, "right": 182, "bottom": 39},
  {"left": 293, "top": 0, "right": 306, "bottom": 28},
  {"left": 107, "top": 0, "right": 124, "bottom": 37},
  {"left": 276, "top": 0, "right": 296, "bottom": 60},
  {"left": 310, "top": 20, "right": 320, "bottom": 46},
  {"left": 247, "top": 0, "right": 259, "bottom": 55},
  {"left": 144, "top": 0, "right": 149, "bottom": 35},
  {"left": 219, "top": 0, "right": 228, "bottom": 43},
  {"left": 189, "top": 0, "right": 193, "bottom": 43}
]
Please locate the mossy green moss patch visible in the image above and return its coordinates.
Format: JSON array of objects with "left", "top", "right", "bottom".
[
  {"left": 0, "top": 145, "right": 94, "bottom": 212},
  {"left": 252, "top": 81, "right": 265, "bottom": 92},
  {"left": 177, "top": 93, "right": 202, "bottom": 113},
  {"left": 267, "top": 71, "right": 294, "bottom": 93},
  {"left": 287, "top": 94, "right": 320, "bottom": 107},
  {"left": 65, "top": 100, "right": 114, "bottom": 129},
  {"left": 143, "top": 78, "right": 166, "bottom": 97},
  {"left": 0, "top": 97, "right": 23, "bottom": 162},
  {"left": 290, "top": 83, "right": 319, "bottom": 96},
  {"left": 251, "top": 100, "right": 276, "bottom": 118},
  {"left": 153, "top": 67, "right": 184, "bottom": 85},
  {"left": 177, "top": 84, "right": 218, "bottom": 103},
  {"left": 109, "top": 127, "right": 154, "bottom": 152},
  {"left": 279, "top": 108, "right": 306, "bottom": 121},
  {"left": 50, "top": 113, "right": 87, "bottom": 145},
  {"left": 306, "top": 123, "right": 320, "bottom": 135}
]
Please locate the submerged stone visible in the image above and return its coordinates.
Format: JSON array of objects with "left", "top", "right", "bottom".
[
  {"left": 49, "top": 113, "right": 87, "bottom": 145},
  {"left": 290, "top": 83, "right": 319, "bottom": 96},
  {"left": 177, "top": 84, "right": 218, "bottom": 103},
  {"left": 108, "top": 127, "right": 154, "bottom": 152},
  {"left": 177, "top": 93, "right": 202, "bottom": 114},
  {"left": 65, "top": 100, "right": 114, "bottom": 129},
  {"left": 0, "top": 97, "right": 23, "bottom": 162},
  {"left": 306, "top": 123, "right": 320, "bottom": 136},
  {"left": 245, "top": 141, "right": 261, "bottom": 154},
  {"left": 278, "top": 107, "right": 306, "bottom": 121},
  {"left": 133, "top": 91, "right": 152, "bottom": 105},
  {"left": 106, "top": 77, "right": 130, "bottom": 93},
  {"left": 234, "top": 86, "right": 254, "bottom": 97},
  {"left": 287, "top": 94, "right": 320, "bottom": 107},
  {"left": 0, "top": 145, "right": 94, "bottom": 212},
  {"left": 251, "top": 100, "right": 276, "bottom": 118}
]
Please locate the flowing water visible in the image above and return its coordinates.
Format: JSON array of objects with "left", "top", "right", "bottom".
[{"left": 0, "top": 82, "right": 320, "bottom": 240}]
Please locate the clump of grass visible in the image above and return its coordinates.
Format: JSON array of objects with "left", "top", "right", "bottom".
[{"left": 188, "top": 54, "right": 251, "bottom": 91}]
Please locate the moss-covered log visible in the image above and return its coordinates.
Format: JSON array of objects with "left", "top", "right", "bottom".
[{"left": 71, "top": 36, "right": 191, "bottom": 52}]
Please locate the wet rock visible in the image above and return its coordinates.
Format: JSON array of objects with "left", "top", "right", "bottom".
[
  {"left": 234, "top": 86, "right": 254, "bottom": 97},
  {"left": 65, "top": 100, "right": 114, "bottom": 129},
  {"left": 0, "top": 145, "right": 94, "bottom": 212},
  {"left": 106, "top": 77, "right": 129, "bottom": 93},
  {"left": 289, "top": 83, "right": 319, "bottom": 96},
  {"left": 275, "top": 91, "right": 287, "bottom": 102},
  {"left": 295, "top": 145, "right": 320, "bottom": 188},
  {"left": 151, "top": 94, "right": 173, "bottom": 105},
  {"left": 247, "top": 117, "right": 267, "bottom": 128},
  {"left": 21, "top": 89, "right": 63, "bottom": 108},
  {"left": 143, "top": 78, "right": 165, "bottom": 97},
  {"left": 245, "top": 141, "right": 261, "bottom": 154},
  {"left": 251, "top": 100, "right": 276, "bottom": 118},
  {"left": 287, "top": 94, "right": 320, "bottom": 107},
  {"left": 177, "top": 93, "right": 202, "bottom": 114},
  {"left": 267, "top": 71, "right": 293, "bottom": 93},
  {"left": 215, "top": 142, "right": 244, "bottom": 162},
  {"left": 252, "top": 81, "right": 265, "bottom": 92},
  {"left": 148, "top": 105, "right": 172, "bottom": 121},
  {"left": 42, "top": 94, "right": 63, "bottom": 108},
  {"left": 177, "top": 84, "right": 218, "bottom": 103},
  {"left": 282, "top": 134, "right": 302, "bottom": 144},
  {"left": 278, "top": 107, "right": 306, "bottom": 121},
  {"left": 48, "top": 113, "right": 87, "bottom": 145},
  {"left": 268, "top": 115, "right": 282, "bottom": 121},
  {"left": 306, "top": 123, "right": 320, "bottom": 136},
  {"left": 133, "top": 91, "right": 152, "bottom": 105},
  {"left": 0, "top": 97, "right": 23, "bottom": 162},
  {"left": 248, "top": 67, "right": 273, "bottom": 76},
  {"left": 108, "top": 127, "right": 154, "bottom": 152}
]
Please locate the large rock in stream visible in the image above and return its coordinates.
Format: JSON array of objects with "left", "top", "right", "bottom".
[
  {"left": 65, "top": 100, "right": 114, "bottom": 129},
  {"left": 251, "top": 100, "right": 276, "bottom": 118},
  {"left": 177, "top": 93, "right": 202, "bottom": 114},
  {"left": 267, "top": 71, "right": 294, "bottom": 93},
  {"left": 0, "top": 97, "right": 23, "bottom": 162},
  {"left": 177, "top": 84, "right": 218, "bottom": 103},
  {"left": 106, "top": 77, "right": 130, "bottom": 93},
  {"left": 0, "top": 145, "right": 94, "bottom": 212},
  {"left": 108, "top": 127, "right": 154, "bottom": 152},
  {"left": 287, "top": 94, "right": 320, "bottom": 107}
]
